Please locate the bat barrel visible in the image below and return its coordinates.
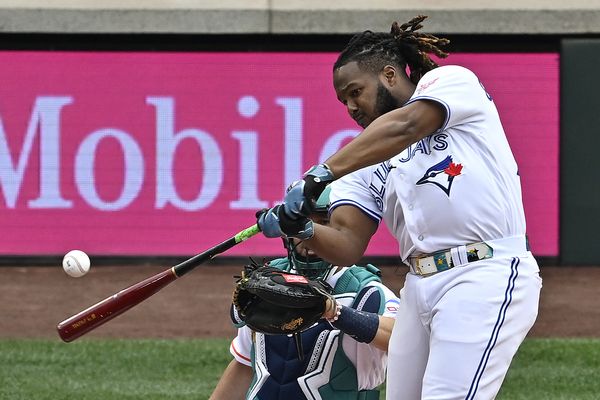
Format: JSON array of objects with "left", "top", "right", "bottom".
[{"left": 57, "top": 268, "right": 178, "bottom": 342}]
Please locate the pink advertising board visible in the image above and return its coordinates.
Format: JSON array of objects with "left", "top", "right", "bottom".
[{"left": 0, "top": 52, "right": 558, "bottom": 257}]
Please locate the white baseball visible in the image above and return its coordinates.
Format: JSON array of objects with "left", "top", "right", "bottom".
[{"left": 62, "top": 250, "right": 91, "bottom": 278}]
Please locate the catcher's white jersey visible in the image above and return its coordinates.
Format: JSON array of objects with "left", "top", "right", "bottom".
[
  {"left": 330, "top": 65, "right": 542, "bottom": 399},
  {"left": 229, "top": 265, "right": 399, "bottom": 398}
]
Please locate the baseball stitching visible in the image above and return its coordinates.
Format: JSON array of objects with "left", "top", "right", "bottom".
[{"left": 70, "top": 256, "right": 85, "bottom": 274}]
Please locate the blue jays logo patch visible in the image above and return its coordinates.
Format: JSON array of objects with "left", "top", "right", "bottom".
[{"left": 416, "top": 155, "right": 463, "bottom": 196}]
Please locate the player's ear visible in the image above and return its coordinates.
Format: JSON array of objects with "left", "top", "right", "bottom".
[{"left": 382, "top": 65, "right": 398, "bottom": 85}]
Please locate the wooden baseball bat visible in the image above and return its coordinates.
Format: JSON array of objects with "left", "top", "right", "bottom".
[{"left": 57, "top": 224, "right": 260, "bottom": 342}]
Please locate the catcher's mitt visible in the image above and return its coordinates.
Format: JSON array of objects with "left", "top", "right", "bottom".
[{"left": 233, "top": 260, "right": 333, "bottom": 335}]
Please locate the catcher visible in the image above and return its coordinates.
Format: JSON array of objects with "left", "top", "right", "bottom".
[{"left": 210, "top": 188, "right": 399, "bottom": 400}]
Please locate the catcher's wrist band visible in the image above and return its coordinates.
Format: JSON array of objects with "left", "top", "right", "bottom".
[{"left": 330, "top": 305, "right": 379, "bottom": 343}]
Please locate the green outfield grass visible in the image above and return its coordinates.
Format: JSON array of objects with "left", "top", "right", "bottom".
[{"left": 0, "top": 338, "right": 598, "bottom": 399}]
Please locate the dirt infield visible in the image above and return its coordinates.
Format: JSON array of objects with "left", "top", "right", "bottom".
[{"left": 1, "top": 264, "right": 599, "bottom": 339}]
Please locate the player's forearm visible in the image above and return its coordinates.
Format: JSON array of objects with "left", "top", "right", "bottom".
[
  {"left": 325, "top": 101, "right": 445, "bottom": 179},
  {"left": 307, "top": 223, "right": 368, "bottom": 266},
  {"left": 371, "top": 316, "right": 395, "bottom": 352},
  {"left": 325, "top": 110, "right": 417, "bottom": 178},
  {"left": 209, "top": 359, "right": 252, "bottom": 400}
]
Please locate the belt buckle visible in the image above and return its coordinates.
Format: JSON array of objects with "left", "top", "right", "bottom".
[{"left": 466, "top": 243, "right": 494, "bottom": 262}]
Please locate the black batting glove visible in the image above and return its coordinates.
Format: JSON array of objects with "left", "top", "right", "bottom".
[
  {"left": 284, "top": 164, "right": 335, "bottom": 218},
  {"left": 256, "top": 205, "right": 314, "bottom": 240},
  {"left": 302, "top": 164, "right": 335, "bottom": 212}
]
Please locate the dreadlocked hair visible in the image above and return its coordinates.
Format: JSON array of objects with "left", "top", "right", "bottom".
[{"left": 334, "top": 15, "right": 450, "bottom": 84}]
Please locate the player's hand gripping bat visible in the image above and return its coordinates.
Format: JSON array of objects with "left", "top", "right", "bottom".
[{"left": 57, "top": 224, "right": 260, "bottom": 342}]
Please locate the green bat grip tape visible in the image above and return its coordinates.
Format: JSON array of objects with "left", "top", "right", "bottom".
[{"left": 235, "top": 224, "right": 260, "bottom": 243}]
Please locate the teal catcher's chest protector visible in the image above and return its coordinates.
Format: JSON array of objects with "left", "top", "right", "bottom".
[{"left": 332, "top": 264, "right": 381, "bottom": 295}]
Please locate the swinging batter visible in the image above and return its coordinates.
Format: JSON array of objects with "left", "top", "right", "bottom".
[{"left": 258, "top": 15, "right": 542, "bottom": 399}]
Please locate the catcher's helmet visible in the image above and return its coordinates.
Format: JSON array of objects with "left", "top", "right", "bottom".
[{"left": 285, "top": 186, "right": 333, "bottom": 279}]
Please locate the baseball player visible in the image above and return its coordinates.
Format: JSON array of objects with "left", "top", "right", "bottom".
[
  {"left": 258, "top": 15, "right": 542, "bottom": 400},
  {"left": 210, "top": 188, "right": 400, "bottom": 400}
]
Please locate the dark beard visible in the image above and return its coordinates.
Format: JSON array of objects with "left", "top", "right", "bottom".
[{"left": 375, "top": 83, "right": 400, "bottom": 117}]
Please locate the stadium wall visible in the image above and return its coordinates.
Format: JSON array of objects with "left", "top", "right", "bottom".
[{"left": 0, "top": 1, "right": 598, "bottom": 264}]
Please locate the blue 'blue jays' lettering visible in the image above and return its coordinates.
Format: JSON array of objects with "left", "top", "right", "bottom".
[
  {"left": 398, "top": 133, "right": 448, "bottom": 163},
  {"left": 432, "top": 133, "right": 449, "bottom": 150},
  {"left": 369, "top": 161, "right": 392, "bottom": 211}
]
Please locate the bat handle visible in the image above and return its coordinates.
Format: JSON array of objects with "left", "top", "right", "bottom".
[{"left": 173, "top": 224, "right": 260, "bottom": 277}]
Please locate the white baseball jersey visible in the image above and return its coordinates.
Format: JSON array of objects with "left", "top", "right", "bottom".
[
  {"left": 229, "top": 265, "right": 399, "bottom": 398},
  {"left": 329, "top": 65, "right": 542, "bottom": 399},
  {"left": 331, "top": 65, "right": 527, "bottom": 260}
]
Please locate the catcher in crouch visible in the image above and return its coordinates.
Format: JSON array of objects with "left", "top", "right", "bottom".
[{"left": 210, "top": 187, "right": 399, "bottom": 400}]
